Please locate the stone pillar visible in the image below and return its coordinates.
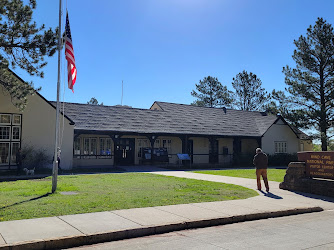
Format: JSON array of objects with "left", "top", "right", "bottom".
[{"left": 279, "top": 162, "right": 308, "bottom": 191}]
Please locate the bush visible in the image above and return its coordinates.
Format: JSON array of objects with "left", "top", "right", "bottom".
[
  {"left": 21, "top": 145, "right": 51, "bottom": 170},
  {"left": 268, "top": 153, "right": 297, "bottom": 166}
]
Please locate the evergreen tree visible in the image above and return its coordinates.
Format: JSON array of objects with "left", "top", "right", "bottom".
[
  {"left": 87, "top": 97, "right": 100, "bottom": 105},
  {"left": 191, "top": 76, "right": 234, "bottom": 108},
  {"left": 282, "top": 17, "right": 334, "bottom": 151},
  {"left": 232, "top": 70, "right": 270, "bottom": 111},
  {"left": 0, "top": 0, "right": 58, "bottom": 110}
]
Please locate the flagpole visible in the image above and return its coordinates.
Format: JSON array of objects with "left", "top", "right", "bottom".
[{"left": 52, "top": 0, "right": 62, "bottom": 193}]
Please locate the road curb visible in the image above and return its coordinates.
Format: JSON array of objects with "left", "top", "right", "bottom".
[{"left": 0, "top": 206, "right": 323, "bottom": 250}]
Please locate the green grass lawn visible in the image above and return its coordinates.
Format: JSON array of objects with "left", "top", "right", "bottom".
[
  {"left": 0, "top": 173, "right": 257, "bottom": 222},
  {"left": 193, "top": 169, "right": 287, "bottom": 182}
]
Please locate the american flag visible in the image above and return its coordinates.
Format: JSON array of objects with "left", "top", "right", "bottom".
[{"left": 65, "top": 11, "right": 77, "bottom": 92}]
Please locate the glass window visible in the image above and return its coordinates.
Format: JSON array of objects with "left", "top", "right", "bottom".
[
  {"left": 84, "top": 138, "right": 90, "bottom": 155},
  {"left": 0, "top": 126, "right": 10, "bottom": 140},
  {"left": 13, "top": 115, "right": 21, "bottom": 125},
  {"left": 0, "top": 142, "right": 9, "bottom": 164},
  {"left": 154, "top": 139, "right": 160, "bottom": 148},
  {"left": 99, "top": 138, "right": 112, "bottom": 158},
  {"left": 0, "top": 114, "right": 11, "bottom": 125},
  {"left": 11, "top": 142, "right": 20, "bottom": 163},
  {"left": 12, "top": 127, "right": 20, "bottom": 140},
  {"left": 90, "top": 138, "right": 97, "bottom": 155},
  {"left": 162, "top": 139, "right": 172, "bottom": 152},
  {"left": 275, "top": 141, "right": 287, "bottom": 153},
  {"left": 74, "top": 137, "right": 81, "bottom": 155}
]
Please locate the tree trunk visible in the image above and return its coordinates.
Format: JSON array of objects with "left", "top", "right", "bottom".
[{"left": 320, "top": 67, "right": 328, "bottom": 151}]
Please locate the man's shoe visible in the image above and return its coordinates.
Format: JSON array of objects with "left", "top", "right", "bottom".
[{"left": 266, "top": 189, "right": 269, "bottom": 192}]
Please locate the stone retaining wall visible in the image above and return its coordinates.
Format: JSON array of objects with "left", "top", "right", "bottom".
[{"left": 280, "top": 162, "right": 334, "bottom": 198}]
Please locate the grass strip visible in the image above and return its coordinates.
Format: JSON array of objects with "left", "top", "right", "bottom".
[
  {"left": 0, "top": 173, "right": 257, "bottom": 221},
  {"left": 193, "top": 169, "right": 287, "bottom": 182}
]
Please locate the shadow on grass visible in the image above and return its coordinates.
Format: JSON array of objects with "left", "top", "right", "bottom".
[{"left": 0, "top": 193, "right": 51, "bottom": 210}]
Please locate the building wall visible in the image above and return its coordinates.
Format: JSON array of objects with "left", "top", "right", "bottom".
[
  {"left": 190, "top": 137, "right": 209, "bottom": 164},
  {"left": 300, "top": 139, "right": 313, "bottom": 152},
  {"left": 0, "top": 90, "right": 74, "bottom": 169},
  {"left": 262, "top": 119, "right": 299, "bottom": 155}
]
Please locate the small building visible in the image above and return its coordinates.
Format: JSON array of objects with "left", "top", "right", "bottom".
[
  {"left": 60, "top": 101, "right": 312, "bottom": 168},
  {"left": 0, "top": 74, "right": 312, "bottom": 170}
]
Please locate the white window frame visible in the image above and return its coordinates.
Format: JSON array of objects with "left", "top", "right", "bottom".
[
  {"left": 275, "top": 141, "right": 287, "bottom": 153},
  {"left": 12, "top": 115, "right": 21, "bottom": 125},
  {"left": 0, "top": 114, "right": 11, "bottom": 125},
  {"left": 0, "top": 142, "right": 10, "bottom": 165},
  {"left": 0, "top": 126, "right": 11, "bottom": 141},
  {"left": 99, "top": 138, "right": 112, "bottom": 158},
  {"left": 83, "top": 137, "right": 97, "bottom": 158},
  {"left": 74, "top": 137, "right": 81, "bottom": 157},
  {"left": 11, "top": 142, "right": 20, "bottom": 163},
  {"left": 12, "top": 126, "right": 21, "bottom": 141}
]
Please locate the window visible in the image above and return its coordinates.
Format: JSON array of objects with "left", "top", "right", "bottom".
[
  {"left": 83, "top": 137, "right": 97, "bottom": 158},
  {"left": 275, "top": 141, "right": 287, "bottom": 153},
  {"left": 0, "top": 127, "right": 10, "bottom": 140},
  {"left": 300, "top": 143, "right": 304, "bottom": 152},
  {"left": 12, "top": 127, "right": 20, "bottom": 140},
  {"left": 13, "top": 115, "right": 21, "bottom": 125},
  {"left": 162, "top": 139, "right": 172, "bottom": 152},
  {"left": 154, "top": 139, "right": 160, "bottom": 148},
  {"left": 11, "top": 142, "right": 20, "bottom": 163},
  {"left": 74, "top": 137, "right": 81, "bottom": 156},
  {"left": 99, "top": 138, "right": 112, "bottom": 158},
  {"left": 0, "top": 114, "right": 22, "bottom": 166},
  {"left": 0, "top": 114, "right": 11, "bottom": 125},
  {"left": 0, "top": 142, "right": 9, "bottom": 164}
]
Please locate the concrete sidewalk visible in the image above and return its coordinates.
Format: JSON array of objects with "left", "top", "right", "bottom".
[{"left": 1, "top": 171, "right": 333, "bottom": 250}]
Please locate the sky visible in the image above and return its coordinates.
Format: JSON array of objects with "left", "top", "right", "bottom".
[{"left": 14, "top": 0, "right": 334, "bottom": 109}]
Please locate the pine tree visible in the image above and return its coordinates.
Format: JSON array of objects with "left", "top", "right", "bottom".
[
  {"left": 232, "top": 70, "right": 270, "bottom": 111},
  {"left": 282, "top": 17, "right": 334, "bottom": 151},
  {"left": 0, "top": 0, "right": 58, "bottom": 110},
  {"left": 191, "top": 76, "right": 234, "bottom": 108}
]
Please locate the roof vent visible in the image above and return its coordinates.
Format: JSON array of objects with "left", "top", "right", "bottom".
[
  {"left": 260, "top": 112, "right": 267, "bottom": 116},
  {"left": 222, "top": 107, "right": 227, "bottom": 114}
]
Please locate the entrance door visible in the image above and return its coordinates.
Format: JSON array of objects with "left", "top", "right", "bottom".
[{"left": 114, "top": 138, "right": 135, "bottom": 165}]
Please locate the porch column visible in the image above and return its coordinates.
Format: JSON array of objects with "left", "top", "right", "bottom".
[
  {"left": 209, "top": 136, "right": 218, "bottom": 164},
  {"left": 233, "top": 137, "right": 241, "bottom": 165},
  {"left": 147, "top": 135, "right": 158, "bottom": 165},
  {"left": 107, "top": 133, "right": 121, "bottom": 166},
  {"left": 179, "top": 135, "right": 188, "bottom": 154}
]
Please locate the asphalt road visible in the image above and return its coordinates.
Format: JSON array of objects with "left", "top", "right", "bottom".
[{"left": 70, "top": 210, "right": 334, "bottom": 250}]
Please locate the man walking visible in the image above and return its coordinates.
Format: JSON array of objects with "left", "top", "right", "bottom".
[{"left": 253, "top": 148, "right": 269, "bottom": 192}]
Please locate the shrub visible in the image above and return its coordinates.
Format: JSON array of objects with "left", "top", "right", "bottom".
[
  {"left": 268, "top": 153, "right": 297, "bottom": 166},
  {"left": 21, "top": 145, "right": 51, "bottom": 170}
]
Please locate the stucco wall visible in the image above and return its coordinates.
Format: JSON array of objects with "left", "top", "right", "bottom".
[
  {"left": 190, "top": 137, "right": 209, "bottom": 164},
  {"left": 262, "top": 119, "right": 299, "bottom": 155},
  {"left": 301, "top": 140, "right": 313, "bottom": 151},
  {"left": 0, "top": 90, "right": 74, "bottom": 169}
]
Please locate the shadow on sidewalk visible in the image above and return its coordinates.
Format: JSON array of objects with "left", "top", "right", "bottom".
[
  {"left": 292, "top": 191, "right": 334, "bottom": 203},
  {"left": 259, "top": 190, "right": 283, "bottom": 199},
  {"left": 0, "top": 193, "right": 51, "bottom": 210}
]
